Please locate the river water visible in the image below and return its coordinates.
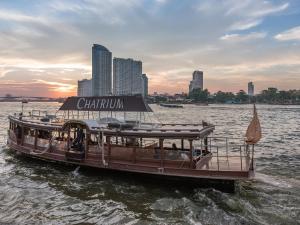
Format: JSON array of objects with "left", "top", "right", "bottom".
[{"left": 0, "top": 102, "right": 299, "bottom": 225}]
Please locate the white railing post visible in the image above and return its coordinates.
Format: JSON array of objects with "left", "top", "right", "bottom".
[
  {"left": 240, "top": 145, "right": 243, "bottom": 171},
  {"left": 217, "top": 146, "right": 219, "bottom": 171}
]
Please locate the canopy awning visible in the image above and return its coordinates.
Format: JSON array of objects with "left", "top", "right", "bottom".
[{"left": 59, "top": 95, "right": 152, "bottom": 112}]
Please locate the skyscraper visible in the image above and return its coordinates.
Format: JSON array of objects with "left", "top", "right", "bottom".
[
  {"left": 189, "top": 70, "right": 203, "bottom": 92},
  {"left": 141, "top": 74, "right": 148, "bottom": 97},
  {"left": 248, "top": 82, "right": 254, "bottom": 96},
  {"left": 92, "top": 44, "right": 112, "bottom": 96},
  {"left": 113, "top": 58, "right": 143, "bottom": 96},
  {"left": 77, "top": 79, "right": 92, "bottom": 97}
]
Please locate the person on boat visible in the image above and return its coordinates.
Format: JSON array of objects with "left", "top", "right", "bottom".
[
  {"left": 172, "top": 143, "right": 178, "bottom": 150},
  {"left": 15, "top": 125, "right": 22, "bottom": 140},
  {"left": 72, "top": 128, "right": 85, "bottom": 152}
]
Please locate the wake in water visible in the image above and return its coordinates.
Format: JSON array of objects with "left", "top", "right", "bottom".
[
  {"left": 255, "top": 172, "right": 300, "bottom": 189},
  {"left": 71, "top": 166, "right": 80, "bottom": 177}
]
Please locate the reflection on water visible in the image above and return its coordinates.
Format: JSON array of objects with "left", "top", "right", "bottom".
[{"left": 0, "top": 102, "right": 299, "bottom": 224}]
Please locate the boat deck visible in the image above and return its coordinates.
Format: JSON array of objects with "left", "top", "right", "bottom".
[{"left": 198, "top": 156, "right": 249, "bottom": 171}]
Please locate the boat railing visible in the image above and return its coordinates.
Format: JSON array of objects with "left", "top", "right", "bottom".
[
  {"left": 193, "top": 136, "right": 255, "bottom": 171},
  {"left": 31, "top": 110, "right": 49, "bottom": 117}
]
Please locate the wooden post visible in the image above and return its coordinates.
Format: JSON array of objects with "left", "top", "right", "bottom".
[
  {"left": 251, "top": 144, "right": 254, "bottom": 170},
  {"left": 85, "top": 131, "right": 89, "bottom": 160},
  {"left": 159, "top": 139, "right": 164, "bottom": 168},
  {"left": 107, "top": 136, "right": 111, "bottom": 163},
  {"left": 140, "top": 137, "right": 143, "bottom": 147},
  {"left": 67, "top": 126, "right": 70, "bottom": 151},
  {"left": 21, "top": 126, "right": 24, "bottom": 146},
  {"left": 204, "top": 137, "right": 208, "bottom": 151},
  {"left": 189, "top": 139, "right": 193, "bottom": 168},
  {"left": 133, "top": 147, "right": 136, "bottom": 163},
  {"left": 34, "top": 129, "right": 38, "bottom": 149},
  {"left": 181, "top": 139, "right": 184, "bottom": 150}
]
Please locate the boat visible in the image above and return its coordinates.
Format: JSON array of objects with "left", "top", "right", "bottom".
[
  {"left": 21, "top": 99, "right": 29, "bottom": 103},
  {"left": 6, "top": 95, "right": 259, "bottom": 192},
  {"left": 195, "top": 102, "right": 209, "bottom": 106},
  {"left": 160, "top": 103, "right": 183, "bottom": 108}
]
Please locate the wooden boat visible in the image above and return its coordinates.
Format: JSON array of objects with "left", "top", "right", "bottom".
[
  {"left": 195, "top": 102, "right": 209, "bottom": 106},
  {"left": 160, "top": 103, "right": 183, "bottom": 108},
  {"left": 21, "top": 99, "right": 29, "bottom": 103},
  {"left": 6, "top": 96, "right": 257, "bottom": 192}
]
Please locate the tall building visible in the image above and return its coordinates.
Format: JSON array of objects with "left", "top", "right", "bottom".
[
  {"left": 113, "top": 58, "right": 144, "bottom": 96},
  {"left": 248, "top": 82, "right": 254, "bottom": 96},
  {"left": 92, "top": 44, "right": 112, "bottom": 96},
  {"left": 189, "top": 70, "right": 203, "bottom": 92},
  {"left": 141, "top": 74, "right": 148, "bottom": 97},
  {"left": 77, "top": 79, "right": 92, "bottom": 97}
]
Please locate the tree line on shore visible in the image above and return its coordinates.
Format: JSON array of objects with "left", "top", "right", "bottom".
[{"left": 188, "top": 88, "right": 300, "bottom": 104}]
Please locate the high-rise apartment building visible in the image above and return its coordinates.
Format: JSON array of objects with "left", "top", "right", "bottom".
[
  {"left": 113, "top": 58, "right": 144, "bottom": 96},
  {"left": 77, "top": 79, "right": 92, "bottom": 97},
  {"left": 189, "top": 70, "right": 203, "bottom": 92},
  {"left": 92, "top": 44, "right": 112, "bottom": 96},
  {"left": 141, "top": 74, "right": 148, "bottom": 97},
  {"left": 248, "top": 82, "right": 254, "bottom": 96}
]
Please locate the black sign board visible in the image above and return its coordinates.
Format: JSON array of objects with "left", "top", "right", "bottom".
[{"left": 59, "top": 96, "right": 152, "bottom": 112}]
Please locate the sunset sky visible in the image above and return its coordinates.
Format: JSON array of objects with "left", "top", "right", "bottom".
[{"left": 0, "top": 0, "right": 300, "bottom": 97}]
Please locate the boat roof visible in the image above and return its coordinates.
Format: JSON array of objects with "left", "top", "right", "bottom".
[
  {"left": 59, "top": 95, "right": 152, "bottom": 112},
  {"left": 9, "top": 115, "right": 214, "bottom": 139},
  {"left": 61, "top": 119, "right": 214, "bottom": 139}
]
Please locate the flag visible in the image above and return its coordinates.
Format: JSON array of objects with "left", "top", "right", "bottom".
[{"left": 246, "top": 104, "right": 261, "bottom": 144}]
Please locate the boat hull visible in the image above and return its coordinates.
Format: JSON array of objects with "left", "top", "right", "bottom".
[{"left": 7, "top": 140, "right": 247, "bottom": 193}]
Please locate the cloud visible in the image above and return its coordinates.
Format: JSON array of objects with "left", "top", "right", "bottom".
[
  {"left": 225, "top": 1, "right": 289, "bottom": 31},
  {"left": 249, "top": 2, "right": 289, "bottom": 17},
  {"left": 230, "top": 19, "right": 262, "bottom": 31},
  {"left": 225, "top": 1, "right": 289, "bottom": 18},
  {"left": 0, "top": 0, "right": 298, "bottom": 96},
  {"left": 220, "top": 32, "right": 266, "bottom": 42},
  {"left": 33, "top": 79, "right": 77, "bottom": 93},
  {"left": 274, "top": 26, "right": 300, "bottom": 41}
]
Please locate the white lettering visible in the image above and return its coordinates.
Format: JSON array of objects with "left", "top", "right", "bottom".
[
  {"left": 116, "top": 99, "right": 124, "bottom": 109},
  {"left": 96, "top": 99, "right": 100, "bottom": 109},
  {"left": 90, "top": 99, "right": 96, "bottom": 109},
  {"left": 100, "top": 99, "right": 106, "bottom": 108},
  {"left": 110, "top": 99, "right": 116, "bottom": 109},
  {"left": 84, "top": 99, "right": 91, "bottom": 109},
  {"left": 77, "top": 98, "right": 85, "bottom": 110}
]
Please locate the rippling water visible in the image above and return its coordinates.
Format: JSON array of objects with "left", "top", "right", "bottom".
[{"left": 0, "top": 102, "right": 299, "bottom": 225}]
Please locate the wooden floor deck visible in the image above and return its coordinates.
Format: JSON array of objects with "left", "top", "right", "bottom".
[{"left": 198, "top": 156, "right": 250, "bottom": 171}]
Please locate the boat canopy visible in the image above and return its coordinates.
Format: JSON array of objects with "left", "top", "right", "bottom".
[
  {"left": 59, "top": 95, "right": 152, "bottom": 112},
  {"left": 61, "top": 119, "right": 104, "bottom": 131}
]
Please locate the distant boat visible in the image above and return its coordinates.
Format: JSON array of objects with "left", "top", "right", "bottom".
[
  {"left": 160, "top": 103, "right": 183, "bottom": 108},
  {"left": 195, "top": 103, "right": 208, "bottom": 106},
  {"left": 22, "top": 99, "right": 28, "bottom": 103},
  {"left": 57, "top": 98, "right": 65, "bottom": 103}
]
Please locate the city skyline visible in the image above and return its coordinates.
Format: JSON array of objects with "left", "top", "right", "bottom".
[{"left": 0, "top": 0, "right": 300, "bottom": 97}]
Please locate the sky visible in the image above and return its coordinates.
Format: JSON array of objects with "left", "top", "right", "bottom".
[{"left": 0, "top": 0, "right": 300, "bottom": 97}]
